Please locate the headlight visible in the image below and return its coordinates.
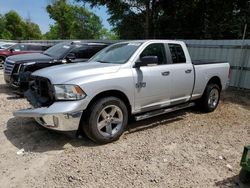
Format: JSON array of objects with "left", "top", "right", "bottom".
[{"left": 54, "top": 85, "right": 86, "bottom": 100}]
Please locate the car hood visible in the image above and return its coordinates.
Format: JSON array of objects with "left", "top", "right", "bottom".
[
  {"left": 7, "top": 53, "right": 53, "bottom": 63},
  {"left": 32, "top": 62, "right": 121, "bottom": 84}
]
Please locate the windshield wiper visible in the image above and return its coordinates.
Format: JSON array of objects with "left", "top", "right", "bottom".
[
  {"left": 97, "top": 60, "right": 110, "bottom": 63},
  {"left": 43, "top": 52, "right": 51, "bottom": 57}
]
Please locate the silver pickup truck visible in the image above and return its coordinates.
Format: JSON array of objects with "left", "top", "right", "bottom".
[{"left": 14, "top": 40, "right": 230, "bottom": 144}]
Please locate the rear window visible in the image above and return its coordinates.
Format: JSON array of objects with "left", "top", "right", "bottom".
[
  {"left": 168, "top": 44, "right": 186, "bottom": 63},
  {"left": 70, "top": 45, "right": 106, "bottom": 59},
  {"left": 28, "top": 45, "right": 43, "bottom": 51}
]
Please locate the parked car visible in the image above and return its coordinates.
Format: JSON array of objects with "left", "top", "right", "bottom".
[
  {"left": 0, "top": 42, "right": 16, "bottom": 50},
  {"left": 0, "top": 43, "right": 51, "bottom": 66},
  {"left": 3, "top": 41, "right": 112, "bottom": 91},
  {"left": 14, "top": 40, "right": 230, "bottom": 144}
]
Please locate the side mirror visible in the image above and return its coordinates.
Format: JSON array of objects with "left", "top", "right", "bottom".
[
  {"left": 9, "top": 48, "right": 14, "bottom": 53},
  {"left": 133, "top": 56, "right": 158, "bottom": 68},
  {"left": 66, "top": 53, "right": 76, "bottom": 60}
]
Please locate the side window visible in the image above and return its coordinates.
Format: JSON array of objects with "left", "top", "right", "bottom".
[
  {"left": 28, "top": 45, "right": 42, "bottom": 51},
  {"left": 91, "top": 45, "right": 107, "bottom": 56},
  {"left": 168, "top": 44, "right": 186, "bottom": 63},
  {"left": 13, "top": 44, "right": 27, "bottom": 51},
  {"left": 140, "top": 43, "right": 167, "bottom": 65},
  {"left": 71, "top": 47, "right": 92, "bottom": 59}
]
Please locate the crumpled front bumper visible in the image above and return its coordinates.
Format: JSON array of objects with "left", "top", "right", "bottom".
[{"left": 13, "top": 100, "right": 88, "bottom": 131}]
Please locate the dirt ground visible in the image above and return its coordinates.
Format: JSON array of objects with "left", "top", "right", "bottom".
[{"left": 0, "top": 69, "right": 250, "bottom": 188}]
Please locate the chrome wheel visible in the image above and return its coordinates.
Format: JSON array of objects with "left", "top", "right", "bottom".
[
  {"left": 97, "top": 105, "right": 123, "bottom": 137},
  {"left": 208, "top": 88, "right": 219, "bottom": 108}
]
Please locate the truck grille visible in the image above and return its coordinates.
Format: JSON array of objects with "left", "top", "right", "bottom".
[
  {"left": 27, "top": 76, "right": 54, "bottom": 107},
  {"left": 4, "top": 60, "right": 15, "bottom": 75}
]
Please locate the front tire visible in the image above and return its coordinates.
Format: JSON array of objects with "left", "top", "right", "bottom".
[
  {"left": 198, "top": 83, "right": 221, "bottom": 112},
  {"left": 82, "top": 97, "right": 128, "bottom": 144}
]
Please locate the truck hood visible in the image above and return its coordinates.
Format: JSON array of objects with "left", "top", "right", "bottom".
[
  {"left": 32, "top": 62, "right": 121, "bottom": 84},
  {"left": 7, "top": 53, "right": 53, "bottom": 63}
]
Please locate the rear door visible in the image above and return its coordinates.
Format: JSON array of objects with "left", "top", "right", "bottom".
[
  {"left": 167, "top": 43, "right": 194, "bottom": 104},
  {"left": 11, "top": 44, "right": 29, "bottom": 55},
  {"left": 132, "top": 43, "right": 172, "bottom": 112}
]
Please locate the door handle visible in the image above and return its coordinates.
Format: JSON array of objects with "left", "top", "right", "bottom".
[
  {"left": 185, "top": 69, "right": 192, "bottom": 73},
  {"left": 161, "top": 71, "right": 170, "bottom": 76}
]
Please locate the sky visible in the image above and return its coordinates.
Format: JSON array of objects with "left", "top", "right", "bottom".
[{"left": 0, "top": 0, "right": 111, "bottom": 34}]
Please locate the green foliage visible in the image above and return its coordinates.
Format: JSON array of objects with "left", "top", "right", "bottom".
[
  {"left": 0, "top": 11, "right": 42, "bottom": 40},
  {"left": 78, "top": 0, "right": 250, "bottom": 39},
  {"left": 70, "top": 6, "right": 103, "bottom": 39},
  {"left": 22, "top": 21, "right": 43, "bottom": 39},
  {"left": 44, "top": 24, "right": 59, "bottom": 39},
  {"left": 45, "top": 0, "right": 105, "bottom": 39},
  {"left": 46, "top": 0, "right": 73, "bottom": 39},
  {"left": 4, "top": 11, "right": 24, "bottom": 39},
  {"left": 99, "top": 28, "right": 118, "bottom": 39}
]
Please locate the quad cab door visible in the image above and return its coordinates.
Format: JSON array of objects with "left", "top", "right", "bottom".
[
  {"left": 166, "top": 43, "right": 194, "bottom": 104},
  {"left": 132, "top": 43, "right": 172, "bottom": 113}
]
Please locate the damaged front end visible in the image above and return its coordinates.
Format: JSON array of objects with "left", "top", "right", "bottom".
[
  {"left": 25, "top": 76, "right": 55, "bottom": 107},
  {"left": 9, "top": 63, "right": 32, "bottom": 91},
  {"left": 14, "top": 76, "right": 84, "bottom": 131}
]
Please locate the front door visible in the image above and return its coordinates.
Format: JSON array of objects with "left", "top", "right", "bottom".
[{"left": 132, "top": 43, "right": 172, "bottom": 113}]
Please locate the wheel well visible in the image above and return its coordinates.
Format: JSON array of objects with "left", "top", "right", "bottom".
[
  {"left": 0, "top": 56, "right": 6, "bottom": 60},
  {"left": 207, "top": 76, "right": 222, "bottom": 90},
  {"left": 86, "top": 90, "right": 132, "bottom": 115}
]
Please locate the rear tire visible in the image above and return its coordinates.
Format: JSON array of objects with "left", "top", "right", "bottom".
[
  {"left": 198, "top": 83, "right": 220, "bottom": 112},
  {"left": 239, "top": 168, "right": 250, "bottom": 184},
  {"left": 82, "top": 97, "right": 128, "bottom": 144}
]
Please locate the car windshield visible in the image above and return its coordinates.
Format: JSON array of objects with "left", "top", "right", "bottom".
[
  {"left": 43, "top": 42, "right": 72, "bottom": 58},
  {"left": 89, "top": 42, "right": 142, "bottom": 64},
  {"left": 0, "top": 43, "right": 15, "bottom": 49}
]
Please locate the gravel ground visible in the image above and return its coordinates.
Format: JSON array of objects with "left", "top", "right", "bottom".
[{"left": 0, "top": 69, "right": 250, "bottom": 188}]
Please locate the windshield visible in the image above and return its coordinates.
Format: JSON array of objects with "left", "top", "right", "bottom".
[
  {"left": 1, "top": 43, "right": 15, "bottom": 49},
  {"left": 89, "top": 42, "right": 142, "bottom": 64},
  {"left": 43, "top": 42, "right": 72, "bottom": 58}
]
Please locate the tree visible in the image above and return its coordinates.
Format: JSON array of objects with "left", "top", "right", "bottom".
[
  {"left": 76, "top": 0, "right": 162, "bottom": 39},
  {"left": 44, "top": 24, "right": 59, "bottom": 39},
  {"left": 22, "top": 21, "right": 43, "bottom": 39},
  {"left": 4, "top": 11, "right": 24, "bottom": 39},
  {"left": 46, "top": 0, "right": 73, "bottom": 39},
  {"left": 46, "top": 0, "right": 104, "bottom": 39},
  {"left": 0, "top": 15, "right": 9, "bottom": 39},
  {"left": 77, "top": 0, "right": 250, "bottom": 39},
  {"left": 99, "top": 28, "right": 118, "bottom": 39},
  {"left": 0, "top": 11, "right": 42, "bottom": 40},
  {"left": 70, "top": 6, "right": 103, "bottom": 39}
]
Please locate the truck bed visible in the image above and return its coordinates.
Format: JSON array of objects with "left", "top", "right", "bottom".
[{"left": 192, "top": 59, "right": 228, "bottom": 65}]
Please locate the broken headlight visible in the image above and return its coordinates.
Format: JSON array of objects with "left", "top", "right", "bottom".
[{"left": 54, "top": 84, "right": 86, "bottom": 100}]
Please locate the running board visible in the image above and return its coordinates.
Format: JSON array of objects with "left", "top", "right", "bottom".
[{"left": 135, "top": 102, "right": 195, "bottom": 121}]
